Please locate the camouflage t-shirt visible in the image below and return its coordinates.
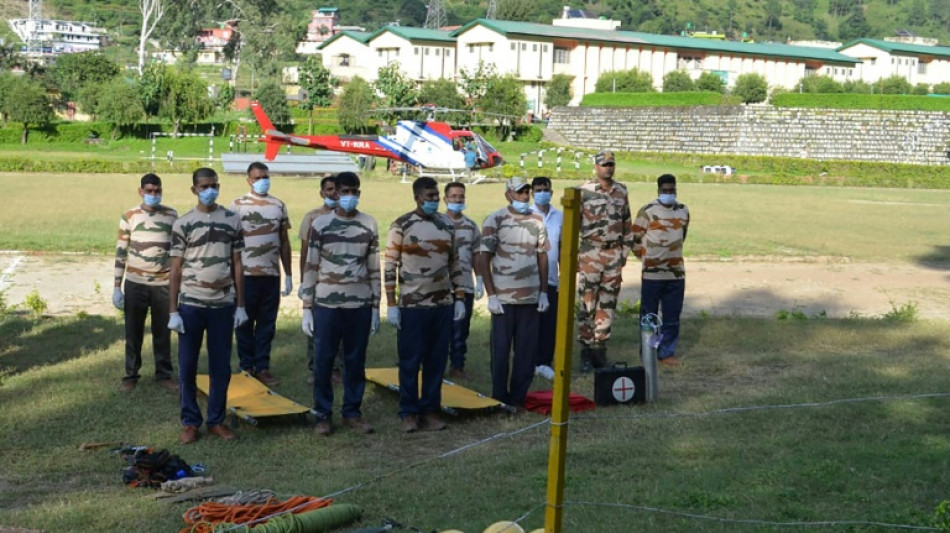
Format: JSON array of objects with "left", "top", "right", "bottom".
[
  {"left": 448, "top": 214, "right": 481, "bottom": 294},
  {"left": 114, "top": 204, "right": 178, "bottom": 286},
  {"left": 479, "top": 206, "right": 549, "bottom": 305},
  {"left": 632, "top": 200, "right": 690, "bottom": 280},
  {"left": 229, "top": 192, "right": 290, "bottom": 277},
  {"left": 299, "top": 211, "right": 380, "bottom": 309},
  {"left": 578, "top": 179, "right": 634, "bottom": 254},
  {"left": 385, "top": 211, "right": 462, "bottom": 308},
  {"left": 170, "top": 206, "right": 245, "bottom": 308},
  {"left": 298, "top": 205, "right": 333, "bottom": 242}
]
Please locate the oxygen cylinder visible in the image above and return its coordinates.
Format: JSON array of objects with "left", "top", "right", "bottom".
[{"left": 640, "top": 314, "right": 660, "bottom": 402}]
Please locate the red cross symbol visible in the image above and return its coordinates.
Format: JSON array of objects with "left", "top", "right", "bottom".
[{"left": 612, "top": 376, "right": 636, "bottom": 403}]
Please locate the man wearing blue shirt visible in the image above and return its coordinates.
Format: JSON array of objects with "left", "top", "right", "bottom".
[{"left": 530, "top": 177, "right": 561, "bottom": 380}]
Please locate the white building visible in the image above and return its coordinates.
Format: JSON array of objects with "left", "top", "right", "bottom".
[
  {"left": 837, "top": 38, "right": 950, "bottom": 87},
  {"left": 317, "top": 30, "right": 373, "bottom": 82},
  {"left": 8, "top": 18, "right": 105, "bottom": 56},
  {"left": 365, "top": 26, "right": 456, "bottom": 82}
]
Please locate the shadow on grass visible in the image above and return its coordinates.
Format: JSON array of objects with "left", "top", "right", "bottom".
[
  {"left": 914, "top": 245, "right": 950, "bottom": 279},
  {"left": 0, "top": 314, "right": 122, "bottom": 377}
]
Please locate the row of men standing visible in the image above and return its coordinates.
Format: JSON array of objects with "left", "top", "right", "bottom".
[{"left": 114, "top": 153, "right": 689, "bottom": 443}]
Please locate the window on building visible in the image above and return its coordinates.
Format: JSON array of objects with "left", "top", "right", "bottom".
[
  {"left": 446, "top": 50, "right": 451, "bottom": 57},
  {"left": 918, "top": 62, "right": 927, "bottom": 74},
  {"left": 377, "top": 49, "right": 382, "bottom": 57},
  {"left": 435, "top": 49, "right": 440, "bottom": 56},
  {"left": 554, "top": 47, "right": 569, "bottom": 64},
  {"left": 521, "top": 43, "right": 526, "bottom": 50},
  {"left": 414, "top": 47, "right": 419, "bottom": 55},
  {"left": 511, "top": 43, "right": 516, "bottom": 50},
  {"left": 425, "top": 48, "right": 430, "bottom": 55},
  {"left": 489, "top": 44, "right": 493, "bottom": 52},
  {"left": 340, "top": 54, "right": 350, "bottom": 67},
  {"left": 543, "top": 45, "right": 548, "bottom": 52},
  {"left": 532, "top": 44, "right": 537, "bottom": 51}
]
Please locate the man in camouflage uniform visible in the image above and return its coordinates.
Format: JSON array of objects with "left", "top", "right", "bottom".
[
  {"left": 577, "top": 150, "right": 634, "bottom": 372},
  {"left": 477, "top": 176, "right": 549, "bottom": 410},
  {"left": 168, "top": 167, "right": 248, "bottom": 444},
  {"left": 229, "top": 162, "right": 292, "bottom": 386},
  {"left": 113, "top": 173, "right": 178, "bottom": 393},
  {"left": 299, "top": 172, "right": 379, "bottom": 436},
  {"left": 297, "top": 174, "right": 339, "bottom": 386},
  {"left": 443, "top": 181, "right": 482, "bottom": 380},
  {"left": 633, "top": 174, "right": 690, "bottom": 367},
  {"left": 385, "top": 177, "right": 466, "bottom": 433}
]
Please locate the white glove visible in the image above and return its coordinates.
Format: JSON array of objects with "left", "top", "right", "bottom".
[
  {"left": 474, "top": 277, "right": 484, "bottom": 300},
  {"left": 234, "top": 307, "right": 249, "bottom": 328},
  {"left": 487, "top": 295, "right": 504, "bottom": 315},
  {"left": 453, "top": 300, "right": 466, "bottom": 321},
  {"left": 387, "top": 306, "right": 401, "bottom": 329},
  {"left": 282, "top": 276, "right": 293, "bottom": 296},
  {"left": 537, "top": 292, "right": 550, "bottom": 313},
  {"left": 371, "top": 309, "right": 380, "bottom": 335},
  {"left": 112, "top": 287, "right": 124, "bottom": 310},
  {"left": 168, "top": 312, "right": 185, "bottom": 334},
  {"left": 302, "top": 309, "right": 314, "bottom": 336}
]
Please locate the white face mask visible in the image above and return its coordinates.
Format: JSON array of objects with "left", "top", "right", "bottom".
[{"left": 658, "top": 193, "right": 676, "bottom": 206}]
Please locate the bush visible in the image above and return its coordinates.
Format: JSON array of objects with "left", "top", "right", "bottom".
[
  {"left": 545, "top": 73, "right": 574, "bottom": 109},
  {"left": 771, "top": 93, "right": 950, "bottom": 111},
  {"left": 913, "top": 83, "right": 931, "bottom": 95},
  {"left": 797, "top": 75, "right": 843, "bottom": 94},
  {"left": 662, "top": 70, "right": 694, "bottom": 92},
  {"left": 842, "top": 80, "right": 873, "bottom": 94},
  {"left": 934, "top": 82, "right": 950, "bottom": 95},
  {"left": 696, "top": 71, "right": 726, "bottom": 93},
  {"left": 732, "top": 73, "right": 769, "bottom": 104},
  {"left": 595, "top": 69, "right": 654, "bottom": 93},
  {"left": 581, "top": 92, "right": 738, "bottom": 107},
  {"left": 873, "top": 75, "right": 913, "bottom": 95}
]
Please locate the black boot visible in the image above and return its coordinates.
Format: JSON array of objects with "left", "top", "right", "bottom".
[
  {"left": 590, "top": 347, "right": 609, "bottom": 369},
  {"left": 579, "top": 347, "right": 593, "bottom": 374}
]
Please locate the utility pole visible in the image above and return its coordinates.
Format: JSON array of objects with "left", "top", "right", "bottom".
[{"left": 423, "top": 0, "right": 446, "bottom": 29}]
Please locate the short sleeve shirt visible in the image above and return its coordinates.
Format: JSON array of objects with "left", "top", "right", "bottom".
[
  {"left": 229, "top": 193, "right": 290, "bottom": 277},
  {"left": 479, "top": 207, "right": 549, "bottom": 305},
  {"left": 170, "top": 207, "right": 245, "bottom": 308},
  {"left": 114, "top": 204, "right": 178, "bottom": 286},
  {"left": 633, "top": 200, "right": 690, "bottom": 280}
]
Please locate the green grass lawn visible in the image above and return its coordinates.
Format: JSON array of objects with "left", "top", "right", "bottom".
[
  {"left": 2, "top": 173, "right": 948, "bottom": 263},
  {"left": 0, "top": 313, "right": 948, "bottom": 532}
]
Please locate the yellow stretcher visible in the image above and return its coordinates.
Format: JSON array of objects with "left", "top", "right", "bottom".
[
  {"left": 365, "top": 367, "right": 510, "bottom": 414},
  {"left": 196, "top": 371, "right": 317, "bottom": 426}
]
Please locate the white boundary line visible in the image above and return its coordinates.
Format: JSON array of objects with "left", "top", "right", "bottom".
[{"left": 0, "top": 255, "right": 23, "bottom": 292}]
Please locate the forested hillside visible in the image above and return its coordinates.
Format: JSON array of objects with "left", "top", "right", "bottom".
[{"left": 1, "top": 0, "right": 948, "bottom": 48}]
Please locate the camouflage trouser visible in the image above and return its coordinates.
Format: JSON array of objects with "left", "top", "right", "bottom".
[{"left": 576, "top": 245, "right": 625, "bottom": 346}]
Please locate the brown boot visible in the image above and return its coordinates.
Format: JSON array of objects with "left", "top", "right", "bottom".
[
  {"left": 342, "top": 417, "right": 374, "bottom": 434},
  {"left": 158, "top": 379, "right": 179, "bottom": 392},
  {"left": 207, "top": 424, "right": 238, "bottom": 441},
  {"left": 314, "top": 419, "right": 332, "bottom": 436},
  {"left": 120, "top": 379, "right": 137, "bottom": 392},
  {"left": 421, "top": 413, "right": 447, "bottom": 431},
  {"left": 402, "top": 414, "right": 420, "bottom": 433},
  {"left": 255, "top": 370, "right": 280, "bottom": 387},
  {"left": 179, "top": 425, "right": 199, "bottom": 445}
]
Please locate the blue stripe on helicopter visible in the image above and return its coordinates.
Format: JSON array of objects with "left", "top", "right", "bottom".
[{"left": 375, "top": 137, "right": 424, "bottom": 167}]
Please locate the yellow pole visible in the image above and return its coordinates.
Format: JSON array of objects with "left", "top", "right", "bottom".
[{"left": 544, "top": 187, "right": 581, "bottom": 532}]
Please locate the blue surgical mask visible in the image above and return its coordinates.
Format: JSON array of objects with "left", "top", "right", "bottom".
[
  {"left": 338, "top": 195, "right": 359, "bottom": 213},
  {"left": 421, "top": 200, "right": 440, "bottom": 215},
  {"left": 658, "top": 194, "right": 676, "bottom": 206},
  {"left": 252, "top": 178, "right": 270, "bottom": 195},
  {"left": 533, "top": 191, "right": 552, "bottom": 206},
  {"left": 511, "top": 200, "right": 531, "bottom": 214},
  {"left": 143, "top": 194, "right": 161, "bottom": 207},
  {"left": 198, "top": 187, "right": 219, "bottom": 206},
  {"left": 324, "top": 197, "right": 338, "bottom": 209},
  {"left": 447, "top": 203, "right": 466, "bottom": 213}
]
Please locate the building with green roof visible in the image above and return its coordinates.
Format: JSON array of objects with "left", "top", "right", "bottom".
[{"left": 837, "top": 39, "right": 950, "bottom": 87}]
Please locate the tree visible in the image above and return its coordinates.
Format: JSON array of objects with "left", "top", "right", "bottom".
[
  {"left": 49, "top": 52, "right": 120, "bottom": 102},
  {"left": 299, "top": 56, "right": 337, "bottom": 134},
  {"left": 663, "top": 70, "right": 695, "bottom": 92},
  {"left": 873, "top": 75, "right": 913, "bottom": 94},
  {"left": 496, "top": 0, "right": 534, "bottom": 21},
  {"left": 337, "top": 77, "right": 377, "bottom": 134},
  {"left": 933, "top": 82, "right": 950, "bottom": 94},
  {"left": 480, "top": 74, "right": 527, "bottom": 139},
  {"left": 374, "top": 62, "right": 419, "bottom": 120},
  {"left": 838, "top": 4, "right": 871, "bottom": 41},
  {"left": 458, "top": 61, "right": 499, "bottom": 109},
  {"left": 798, "top": 75, "right": 843, "bottom": 93},
  {"left": 595, "top": 69, "right": 654, "bottom": 93},
  {"left": 138, "top": 0, "right": 165, "bottom": 74},
  {"left": 731, "top": 73, "right": 768, "bottom": 103},
  {"left": 843, "top": 79, "right": 872, "bottom": 93},
  {"left": 912, "top": 83, "right": 930, "bottom": 95},
  {"left": 2, "top": 77, "right": 53, "bottom": 144},
  {"left": 96, "top": 78, "right": 147, "bottom": 140},
  {"left": 696, "top": 71, "right": 726, "bottom": 93},
  {"left": 139, "top": 63, "right": 170, "bottom": 118},
  {"left": 161, "top": 68, "right": 214, "bottom": 136},
  {"left": 215, "top": 84, "right": 235, "bottom": 111},
  {"left": 418, "top": 78, "right": 466, "bottom": 109},
  {"left": 544, "top": 73, "right": 573, "bottom": 109},
  {"left": 253, "top": 79, "right": 291, "bottom": 125}
]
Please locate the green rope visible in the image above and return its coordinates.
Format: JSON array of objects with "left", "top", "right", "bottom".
[{"left": 215, "top": 504, "right": 363, "bottom": 532}]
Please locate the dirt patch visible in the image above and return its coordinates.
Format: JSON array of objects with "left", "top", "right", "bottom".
[{"left": 1, "top": 252, "right": 948, "bottom": 320}]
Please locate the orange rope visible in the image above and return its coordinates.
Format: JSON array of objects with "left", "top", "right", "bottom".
[{"left": 180, "top": 496, "right": 333, "bottom": 533}]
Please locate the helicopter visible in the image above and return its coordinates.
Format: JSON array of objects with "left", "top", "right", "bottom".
[{"left": 251, "top": 101, "right": 505, "bottom": 171}]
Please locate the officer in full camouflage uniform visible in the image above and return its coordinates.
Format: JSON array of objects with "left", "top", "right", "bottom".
[
  {"left": 576, "top": 150, "right": 634, "bottom": 372},
  {"left": 385, "top": 177, "right": 466, "bottom": 433},
  {"left": 168, "top": 167, "right": 247, "bottom": 444},
  {"left": 299, "top": 171, "right": 380, "bottom": 436}
]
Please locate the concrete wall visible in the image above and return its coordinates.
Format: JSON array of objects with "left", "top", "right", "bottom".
[{"left": 547, "top": 105, "right": 950, "bottom": 165}]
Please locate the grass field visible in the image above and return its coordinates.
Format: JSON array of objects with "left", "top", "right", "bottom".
[
  {"left": 0, "top": 312, "right": 948, "bottom": 532},
  {"left": 1, "top": 172, "right": 948, "bottom": 263}
]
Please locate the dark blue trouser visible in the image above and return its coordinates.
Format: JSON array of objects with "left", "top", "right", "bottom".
[
  {"left": 123, "top": 280, "right": 172, "bottom": 382},
  {"left": 236, "top": 275, "right": 280, "bottom": 373},
  {"left": 536, "top": 286, "right": 559, "bottom": 368},
  {"left": 177, "top": 303, "right": 234, "bottom": 428},
  {"left": 448, "top": 292, "right": 475, "bottom": 370},
  {"left": 490, "top": 304, "right": 539, "bottom": 407},
  {"left": 640, "top": 278, "right": 685, "bottom": 359},
  {"left": 311, "top": 305, "right": 371, "bottom": 420},
  {"left": 397, "top": 305, "right": 452, "bottom": 418}
]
